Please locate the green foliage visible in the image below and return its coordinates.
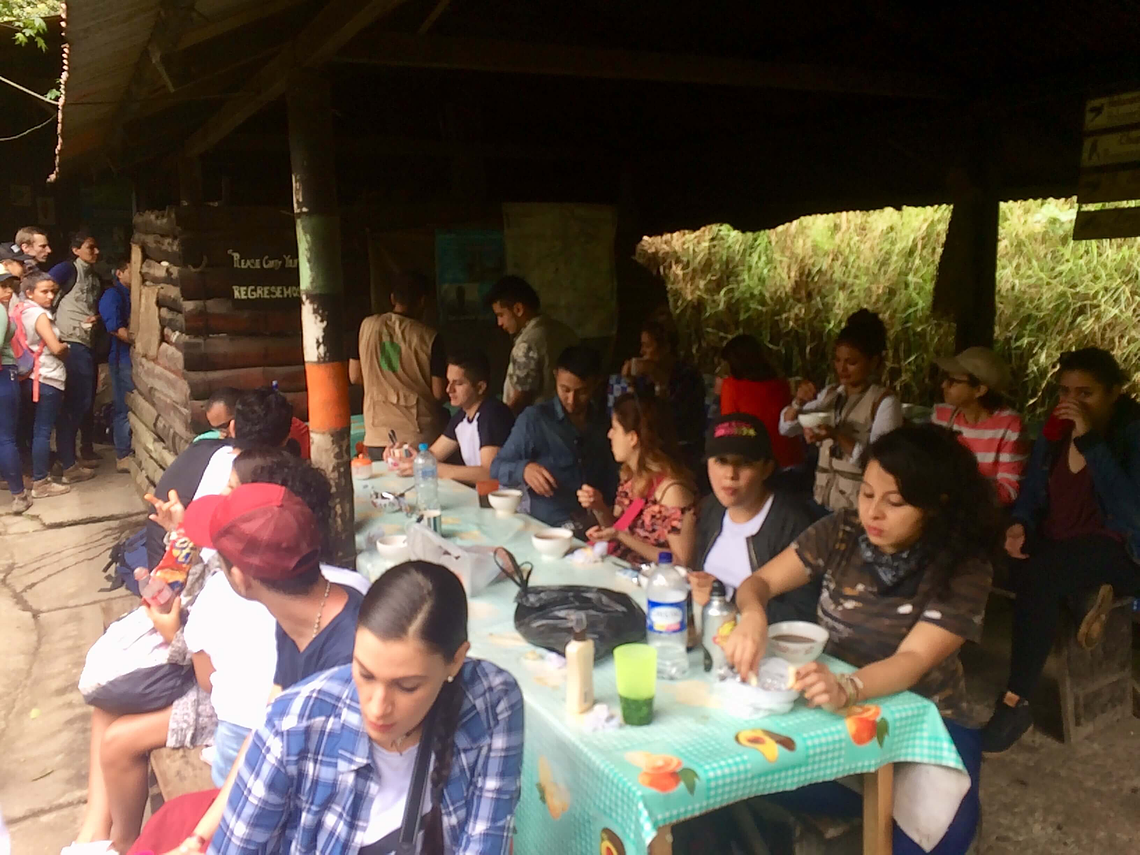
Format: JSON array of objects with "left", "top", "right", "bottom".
[
  {"left": 1, "top": 1, "right": 59, "bottom": 51},
  {"left": 636, "top": 198, "right": 1140, "bottom": 421}
]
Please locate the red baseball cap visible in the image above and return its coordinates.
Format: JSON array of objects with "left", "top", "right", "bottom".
[{"left": 183, "top": 483, "right": 320, "bottom": 581}]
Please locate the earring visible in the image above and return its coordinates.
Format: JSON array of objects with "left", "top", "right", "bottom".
[{"left": 447, "top": 675, "right": 454, "bottom": 683}]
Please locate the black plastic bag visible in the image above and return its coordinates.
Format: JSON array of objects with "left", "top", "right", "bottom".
[{"left": 514, "top": 585, "right": 646, "bottom": 662}]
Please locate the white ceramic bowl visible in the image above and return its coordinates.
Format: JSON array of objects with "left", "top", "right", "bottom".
[
  {"left": 797, "top": 411, "right": 836, "bottom": 431},
  {"left": 488, "top": 489, "right": 523, "bottom": 516},
  {"left": 531, "top": 528, "right": 573, "bottom": 559},
  {"left": 374, "top": 534, "right": 410, "bottom": 563},
  {"left": 718, "top": 657, "right": 800, "bottom": 717},
  {"left": 767, "top": 621, "right": 829, "bottom": 666}
]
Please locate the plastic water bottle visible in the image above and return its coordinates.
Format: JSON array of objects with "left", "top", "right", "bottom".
[
  {"left": 134, "top": 567, "right": 175, "bottom": 612},
  {"left": 413, "top": 443, "right": 440, "bottom": 516},
  {"left": 645, "top": 551, "right": 690, "bottom": 679}
]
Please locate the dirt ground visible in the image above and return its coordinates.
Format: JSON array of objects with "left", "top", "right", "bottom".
[{"left": 1, "top": 459, "right": 1137, "bottom": 854}]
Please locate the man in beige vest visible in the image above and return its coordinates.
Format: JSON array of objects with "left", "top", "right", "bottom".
[{"left": 350, "top": 272, "right": 447, "bottom": 459}]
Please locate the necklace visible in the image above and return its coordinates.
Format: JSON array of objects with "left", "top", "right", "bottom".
[{"left": 311, "top": 579, "right": 331, "bottom": 639}]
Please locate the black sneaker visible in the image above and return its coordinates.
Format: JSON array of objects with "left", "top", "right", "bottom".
[{"left": 980, "top": 694, "right": 1033, "bottom": 753}]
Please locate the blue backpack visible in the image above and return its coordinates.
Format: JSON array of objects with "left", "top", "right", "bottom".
[{"left": 99, "top": 528, "right": 149, "bottom": 595}]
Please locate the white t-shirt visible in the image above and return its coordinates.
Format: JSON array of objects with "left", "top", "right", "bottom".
[
  {"left": 361, "top": 743, "right": 432, "bottom": 852},
  {"left": 183, "top": 568, "right": 277, "bottom": 729},
  {"left": 192, "top": 446, "right": 239, "bottom": 562},
  {"left": 702, "top": 494, "right": 775, "bottom": 593},
  {"left": 20, "top": 305, "right": 66, "bottom": 391},
  {"left": 182, "top": 564, "right": 368, "bottom": 729}
]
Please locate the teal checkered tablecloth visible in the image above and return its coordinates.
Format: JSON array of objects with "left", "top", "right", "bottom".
[{"left": 353, "top": 475, "right": 966, "bottom": 854}]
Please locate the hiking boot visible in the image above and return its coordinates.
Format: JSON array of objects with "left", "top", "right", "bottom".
[
  {"left": 115, "top": 456, "right": 132, "bottom": 474},
  {"left": 6, "top": 492, "right": 31, "bottom": 514},
  {"left": 61, "top": 465, "right": 96, "bottom": 484},
  {"left": 32, "top": 479, "right": 71, "bottom": 498},
  {"left": 980, "top": 693, "right": 1033, "bottom": 753},
  {"left": 1075, "top": 584, "right": 1114, "bottom": 649}
]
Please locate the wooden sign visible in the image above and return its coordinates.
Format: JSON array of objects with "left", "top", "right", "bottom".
[
  {"left": 1084, "top": 90, "right": 1140, "bottom": 132},
  {"left": 1080, "top": 128, "right": 1140, "bottom": 168},
  {"left": 1076, "top": 90, "right": 1140, "bottom": 239},
  {"left": 1073, "top": 207, "right": 1140, "bottom": 241}
]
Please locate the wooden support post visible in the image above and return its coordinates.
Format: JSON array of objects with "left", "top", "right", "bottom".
[{"left": 287, "top": 70, "right": 355, "bottom": 568}]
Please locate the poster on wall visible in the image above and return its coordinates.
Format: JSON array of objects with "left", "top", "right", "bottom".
[
  {"left": 434, "top": 229, "right": 504, "bottom": 323},
  {"left": 501, "top": 203, "right": 617, "bottom": 339}
]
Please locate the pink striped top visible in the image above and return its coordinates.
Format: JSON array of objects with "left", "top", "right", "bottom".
[{"left": 932, "top": 404, "right": 1028, "bottom": 505}]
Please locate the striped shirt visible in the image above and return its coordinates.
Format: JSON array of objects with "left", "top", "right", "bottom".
[
  {"left": 932, "top": 404, "right": 1027, "bottom": 505},
  {"left": 209, "top": 659, "right": 524, "bottom": 855}
]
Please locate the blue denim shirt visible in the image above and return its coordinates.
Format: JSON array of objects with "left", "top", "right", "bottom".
[
  {"left": 98, "top": 277, "right": 131, "bottom": 366},
  {"left": 1012, "top": 395, "right": 1140, "bottom": 563},
  {"left": 490, "top": 397, "right": 618, "bottom": 526}
]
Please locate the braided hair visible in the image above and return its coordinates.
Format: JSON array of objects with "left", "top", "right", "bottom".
[{"left": 357, "top": 562, "right": 469, "bottom": 854}]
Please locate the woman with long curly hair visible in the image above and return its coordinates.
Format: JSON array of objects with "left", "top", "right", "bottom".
[
  {"left": 577, "top": 392, "right": 698, "bottom": 565},
  {"left": 722, "top": 424, "right": 1002, "bottom": 855}
]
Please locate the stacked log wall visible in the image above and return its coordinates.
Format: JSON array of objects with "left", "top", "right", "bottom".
[{"left": 127, "top": 205, "right": 305, "bottom": 496}]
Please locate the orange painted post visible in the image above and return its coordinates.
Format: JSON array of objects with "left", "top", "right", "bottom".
[{"left": 287, "top": 70, "right": 355, "bottom": 567}]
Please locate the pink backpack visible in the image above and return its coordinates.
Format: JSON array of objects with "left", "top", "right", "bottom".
[{"left": 8, "top": 300, "right": 45, "bottom": 401}]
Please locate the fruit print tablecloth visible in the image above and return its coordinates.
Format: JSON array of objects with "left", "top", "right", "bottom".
[{"left": 353, "top": 475, "right": 967, "bottom": 854}]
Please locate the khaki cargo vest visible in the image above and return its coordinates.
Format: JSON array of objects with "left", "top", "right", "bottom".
[
  {"left": 813, "top": 383, "right": 891, "bottom": 511},
  {"left": 359, "top": 312, "right": 443, "bottom": 448}
]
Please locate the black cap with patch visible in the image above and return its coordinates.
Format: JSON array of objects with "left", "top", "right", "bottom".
[{"left": 705, "top": 413, "right": 774, "bottom": 463}]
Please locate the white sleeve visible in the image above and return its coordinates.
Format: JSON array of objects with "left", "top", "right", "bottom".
[
  {"left": 778, "top": 386, "right": 830, "bottom": 437},
  {"left": 182, "top": 573, "right": 219, "bottom": 654},
  {"left": 192, "top": 448, "right": 237, "bottom": 501},
  {"left": 851, "top": 394, "right": 904, "bottom": 465}
]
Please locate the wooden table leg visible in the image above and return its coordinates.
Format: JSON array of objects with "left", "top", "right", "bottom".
[
  {"left": 648, "top": 824, "right": 673, "bottom": 855},
  {"left": 863, "top": 763, "right": 894, "bottom": 855}
]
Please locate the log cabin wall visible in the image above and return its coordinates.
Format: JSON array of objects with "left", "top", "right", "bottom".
[{"left": 126, "top": 205, "right": 306, "bottom": 496}]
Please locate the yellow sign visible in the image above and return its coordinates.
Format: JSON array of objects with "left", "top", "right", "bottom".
[
  {"left": 1084, "top": 90, "right": 1140, "bottom": 132},
  {"left": 1078, "top": 168, "right": 1140, "bottom": 204},
  {"left": 1073, "top": 207, "right": 1140, "bottom": 240}
]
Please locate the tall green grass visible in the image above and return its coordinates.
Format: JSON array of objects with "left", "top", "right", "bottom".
[{"left": 635, "top": 198, "right": 1140, "bottom": 420}]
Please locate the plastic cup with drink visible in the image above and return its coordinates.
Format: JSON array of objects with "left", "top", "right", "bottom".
[{"left": 613, "top": 643, "right": 657, "bottom": 726}]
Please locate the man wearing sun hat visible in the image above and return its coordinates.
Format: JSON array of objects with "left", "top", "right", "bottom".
[
  {"left": 689, "top": 413, "right": 824, "bottom": 622},
  {"left": 932, "top": 346, "right": 1027, "bottom": 505}
]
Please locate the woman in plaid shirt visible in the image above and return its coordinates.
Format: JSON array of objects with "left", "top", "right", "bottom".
[{"left": 209, "top": 562, "right": 524, "bottom": 854}]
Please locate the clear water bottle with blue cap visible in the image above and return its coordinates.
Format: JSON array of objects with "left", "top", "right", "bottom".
[
  {"left": 413, "top": 443, "right": 440, "bottom": 517},
  {"left": 645, "top": 550, "right": 690, "bottom": 679}
]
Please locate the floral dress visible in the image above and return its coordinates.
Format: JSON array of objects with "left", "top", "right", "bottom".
[{"left": 610, "top": 478, "right": 695, "bottom": 565}]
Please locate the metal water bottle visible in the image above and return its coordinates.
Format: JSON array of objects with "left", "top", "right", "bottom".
[{"left": 701, "top": 581, "right": 736, "bottom": 677}]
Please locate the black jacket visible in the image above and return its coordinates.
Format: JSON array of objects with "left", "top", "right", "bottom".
[{"left": 693, "top": 489, "right": 824, "bottom": 623}]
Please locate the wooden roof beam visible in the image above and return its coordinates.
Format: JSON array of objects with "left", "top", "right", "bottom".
[
  {"left": 333, "top": 32, "right": 960, "bottom": 99},
  {"left": 175, "top": 0, "right": 312, "bottom": 50},
  {"left": 182, "top": 0, "right": 410, "bottom": 157}
]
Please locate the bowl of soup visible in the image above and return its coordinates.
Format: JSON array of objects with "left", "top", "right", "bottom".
[
  {"left": 796, "top": 411, "right": 836, "bottom": 431},
  {"left": 488, "top": 489, "right": 523, "bottom": 516},
  {"left": 373, "top": 534, "right": 410, "bottom": 563},
  {"left": 766, "top": 621, "right": 828, "bottom": 665},
  {"left": 531, "top": 528, "right": 574, "bottom": 558}
]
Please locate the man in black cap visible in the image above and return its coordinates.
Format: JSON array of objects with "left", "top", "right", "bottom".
[
  {"left": 0, "top": 243, "right": 33, "bottom": 282},
  {"left": 689, "top": 413, "right": 823, "bottom": 623}
]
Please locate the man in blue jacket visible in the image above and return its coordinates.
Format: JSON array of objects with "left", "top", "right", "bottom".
[
  {"left": 491, "top": 345, "right": 617, "bottom": 528},
  {"left": 981, "top": 347, "right": 1140, "bottom": 753},
  {"left": 99, "top": 257, "right": 133, "bottom": 472}
]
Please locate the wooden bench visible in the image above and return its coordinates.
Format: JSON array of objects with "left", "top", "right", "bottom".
[
  {"left": 989, "top": 587, "right": 1136, "bottom": 742},
  {"left": 1054, "top": 596, "right": 1136, "bottom": 742},
  {"left": 148, "top": 747, "right": 217, "bottom": 812}
]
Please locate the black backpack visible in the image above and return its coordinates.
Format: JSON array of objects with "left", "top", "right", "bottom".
[{"left": 99, "top": 528, "right": 149, "bottom": 594}]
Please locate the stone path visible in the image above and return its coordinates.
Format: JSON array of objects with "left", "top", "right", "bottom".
[{"left": 0, "top": 463, "right": 147, "bottom": 855}]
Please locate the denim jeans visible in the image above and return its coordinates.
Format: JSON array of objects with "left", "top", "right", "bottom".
[
  {"left": 0, "top": 366, "right": 23, "bottom": 495},
  {"left": 109, "top": 357, "right": 134, "bottom": 459},
  {"left": 211, "top": 720, "right": 251, "bottom": 787},
  {"left": 31, "top": 384, "right": 66, "bottom": 480},
  {"left": 59, "top": 342, "right": 94, "bottom": 469}
]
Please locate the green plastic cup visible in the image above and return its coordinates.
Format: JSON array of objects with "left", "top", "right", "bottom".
[{"left": 613, "top": 643, "right": 657, "bottom": 726}]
